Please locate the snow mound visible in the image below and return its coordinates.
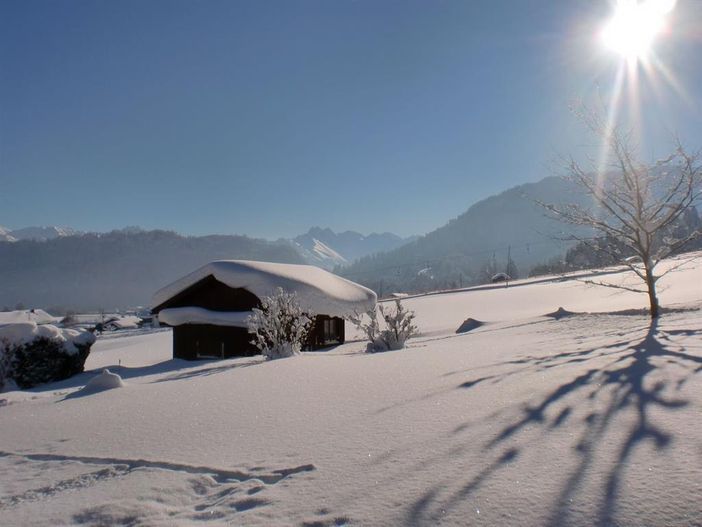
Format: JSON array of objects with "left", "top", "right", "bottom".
[
  {"left": 0, "top": 322, "right": 96, "bottom": 355},
  {"left": 544, "top": 307, "right": 576, "bottom": 320},
  {"left": 152, "top": 260, "right": 377, "bottom": 318},
  {"left": 81, "top": 369, "right": 125, "bottom": 393},
  {"left": 159, "top": 307, "right": 252, "bottom": 328}
]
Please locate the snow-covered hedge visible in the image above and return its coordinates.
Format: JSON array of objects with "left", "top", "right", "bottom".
[
  {"left": 0, "top": 322, "right": 96, "bottom": 390},
  {"left": 247, "top": 287, "right": 313, "bottom": 360},
  {"left": 350, "top": 299, "right": 418, "bottom": 352}
]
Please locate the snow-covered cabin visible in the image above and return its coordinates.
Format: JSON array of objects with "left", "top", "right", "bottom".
[
  {"left": 102, "top": 315, "right": 142, "bottom": 331},
  {"left": 151, "top": 260, "right": 377, "bottom": 360},
  {"left": 0, "top": 309, "right": 59, "bottom": 326}
]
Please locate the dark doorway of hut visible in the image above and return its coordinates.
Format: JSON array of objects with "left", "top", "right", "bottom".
[{"left": 194, "top": 338, "right": 226, "bottom": 360}]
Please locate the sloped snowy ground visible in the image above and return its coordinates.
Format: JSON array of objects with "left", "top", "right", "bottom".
[{"left": 1, "top": 254, "right": 701, "bottom": 526}]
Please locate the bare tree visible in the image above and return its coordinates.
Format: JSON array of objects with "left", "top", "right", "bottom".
[{"left": 541, "top": 110, "right": 701, "bottom": 318}]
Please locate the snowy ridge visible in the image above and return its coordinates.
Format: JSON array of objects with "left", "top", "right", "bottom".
[
  {"left": 8, "top": 226, "right": 81, "bottom": 241},
  {"left": 152, "top": 260, "right": 377, "bottom": 317},
  {"left": 0, "top": 225, "right": 81, "bottom": 242}
]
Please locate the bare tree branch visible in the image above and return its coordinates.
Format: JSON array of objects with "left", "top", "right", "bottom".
[{"left": 575, "top": 279, "right": 648, "bottom": 294}]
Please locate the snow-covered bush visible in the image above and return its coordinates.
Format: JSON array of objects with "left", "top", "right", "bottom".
[
  {"left": 0, "top": 323, "right": 96, "bottom": 389},
  {"left": 350, "top": 299, "right": 418, "bottom": 352},
  {"left": 247, "top": 288, "right": 313, "bottom": 360},
  {"left": 348, "top": 308, "right": 380, "bottom": 344},
  {"left": 378, "top": 299, "right": 418, "bottom": 350}
]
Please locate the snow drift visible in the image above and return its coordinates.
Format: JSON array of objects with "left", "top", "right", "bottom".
[{"left": 80, "top": 369, "right": 125, "bottom": 394}]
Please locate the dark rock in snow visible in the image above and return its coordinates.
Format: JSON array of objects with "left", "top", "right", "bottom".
[
  {"left": 456, "top": 318, "right": 484, "bottom": 334},
  {"left": 544, "top": 307, "right": 575, "bottom": 320}
]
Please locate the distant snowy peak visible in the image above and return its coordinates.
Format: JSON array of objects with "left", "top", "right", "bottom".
[
  {"left": 4, "top": 226, "right": 82, "bottom": 241},
  {"left": 292, "top": 227, "right": 415, "bottom": 269},
  {"left": 311, "top": 238, "right": 348, "bottom": 264},
  {"left": 293, "top": 239, "right": 347, "bottom": 269},
  {"left": 0, "top": 225, "right": 17, "bottom": 242}
]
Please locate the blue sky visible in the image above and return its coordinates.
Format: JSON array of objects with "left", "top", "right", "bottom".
[{"left": 1, "top": 0, "right": 700, "bottom": 239}]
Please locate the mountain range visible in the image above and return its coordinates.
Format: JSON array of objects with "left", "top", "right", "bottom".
[
  {"left": 0, "top": 223, "right": 412, "bottom": 268},
  {"left": 0, "top": 226, "right": 415, "bottom": 312},
  {"left": 0, "top": 230, "right": 305, "bottom": 312},
  {"left": 0, "top": 175, "right": 592, "bottom": 311},
  {"left": 338, "top": 176, "right": 590, "bottom": 295}
]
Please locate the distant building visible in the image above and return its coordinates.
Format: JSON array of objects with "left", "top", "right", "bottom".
[
  {"left": 0, "top": 309, "right": 59, "bottom": 326},
  {"left": 101, "top": 316, "right": 142, "bottom": 331},
  {"left": 491, "top": 272, "right": 511, "bottom": 283},
  {"left": 151, "top": 260, "right": 376, "bottom": 360}
]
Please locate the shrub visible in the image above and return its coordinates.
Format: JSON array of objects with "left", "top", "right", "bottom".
[
  {"left": 350, "top": 299, "right": 418, "bottom": 352},
  {"left": 0, "top": 323, "right": 95, "bottom": 389},
  {"left": 247, "top": 288, "right": 313, "bottom": 359}
]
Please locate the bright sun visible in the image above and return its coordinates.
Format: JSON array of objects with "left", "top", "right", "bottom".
[{"left": 601, "top": 0, "right": 676, "bottom": 61}]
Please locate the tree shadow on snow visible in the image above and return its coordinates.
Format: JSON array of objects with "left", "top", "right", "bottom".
[
  {"left": 150, "top": 357, "right": 263, "bottom": 383},
  {"left": 48, "top": 357, "right": 264, "bottom": 401},
  {"left": 408, "top": 317, "right": 702, "bottom": 526}
]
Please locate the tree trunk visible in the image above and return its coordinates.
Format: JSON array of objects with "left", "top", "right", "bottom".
[{"left": 644, "top": 266, "right": 660, "bottom": 319}]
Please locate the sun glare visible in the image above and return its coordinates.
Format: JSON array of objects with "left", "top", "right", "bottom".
[{"left": 601, "top": 0, "right": 675, "bottom": 62}]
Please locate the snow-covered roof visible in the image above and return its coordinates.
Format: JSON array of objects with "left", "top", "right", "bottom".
[
  {"left": 152, "top": 260, "right": 377, "bottom": 318},
  {"left": 104, "top": 315, "right": 142, "bottom": 329},
  {"left": 0, "top": 309, "right": 59, "bottom": 326}
]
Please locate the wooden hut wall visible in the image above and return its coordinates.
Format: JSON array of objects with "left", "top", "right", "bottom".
[
  {"left": 306, "top": 315, "right": 345, "bottom": 349},
  {"left": 173, "top": 324, "right": 257, "bottom": 360}
]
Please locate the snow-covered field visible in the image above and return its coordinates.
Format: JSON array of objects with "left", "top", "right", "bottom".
[{"left": 1, "top": 255, "right": 701, "bottom": 526}]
